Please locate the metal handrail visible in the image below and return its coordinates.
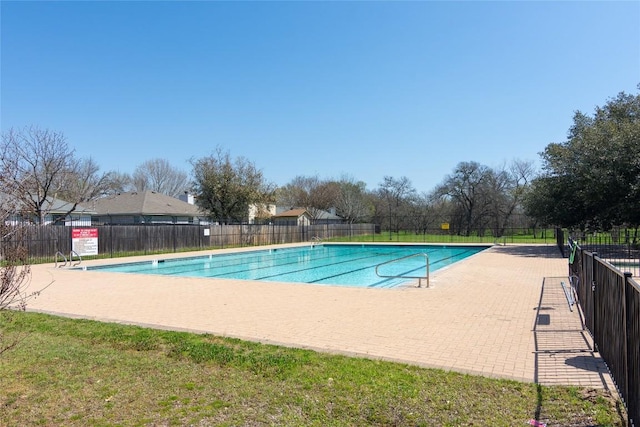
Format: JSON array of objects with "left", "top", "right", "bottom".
[
  {"left": 54, "top": 250, "right": 82, "bottom": 268},
  {"left": 54, "top": 251, "right": 67, "bottom": 268},
  {"left": 375, "top": 253, "right": 430, "bottom": 288},
  {"left": 310, "top": 236, "right": 323, "bottom": 247},
  {"left": 560, "top": 280, "right": 575, "bottom": 312},
  {"left": 69, "top": 250, "right": 82, "bottom": 267}
]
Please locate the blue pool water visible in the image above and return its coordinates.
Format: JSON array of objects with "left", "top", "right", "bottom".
[{"left": 84, "top": 244, "right": 489, "bottom": 288}]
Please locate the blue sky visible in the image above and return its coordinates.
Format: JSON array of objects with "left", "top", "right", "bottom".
[{"left": 1, "top": 1, "right": 638, "bottom": 194}]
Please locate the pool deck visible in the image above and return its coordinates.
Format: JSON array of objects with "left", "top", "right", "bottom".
[{"left": 26, "top": 243, "right": 615, "bottom": 389}]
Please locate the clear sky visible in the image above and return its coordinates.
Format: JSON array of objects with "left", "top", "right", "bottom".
[{"left": 1, "top": 1, "right": 638, "bottom": 194}]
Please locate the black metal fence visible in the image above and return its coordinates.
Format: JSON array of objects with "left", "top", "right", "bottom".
[
  {"left": 556, "top": 228, "right": 566, "bottom": 257},
  {"left": 568, "top": 229, "right": 640, "bottom": 278},
  {"left": 569, "top": 239, "right": 639, "bottom": 426}
]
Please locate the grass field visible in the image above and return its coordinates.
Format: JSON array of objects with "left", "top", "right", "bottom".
[
  {"left": 0, "top": 312, "right": 625, "bottom": 426},
  {"left": 330, "top": 230, "right": 557, "bottom": 245}
]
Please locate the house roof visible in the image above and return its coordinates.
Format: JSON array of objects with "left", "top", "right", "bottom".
[
  {"left": 87, "top": 191, "right": 202, "bottom": 217},
  {"left": 0, "top": 193, "right": 96, "bottom": 215},
  {"left": 45, "top": 197, "right": 96, "bottom": 215},
  {"left": 272, "top": 208, "right": 310, "bottom": 218},
  {"left": 314, "top": 210, "right": 342, "bottom": 221},
  {"left": 272, "top": 208, "right": 342, "bottom": 220}
]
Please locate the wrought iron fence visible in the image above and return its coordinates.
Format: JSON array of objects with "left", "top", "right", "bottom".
[
  {"left": 566, "top": 229, "right": 640, "bottom": 277},
  {"left": 569, "top": 238, "right": 639, "bottom": 426}
]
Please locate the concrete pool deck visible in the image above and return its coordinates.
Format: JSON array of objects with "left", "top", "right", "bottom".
[{"left": 26, "top": 243, "right": 614, "bottom": 389}]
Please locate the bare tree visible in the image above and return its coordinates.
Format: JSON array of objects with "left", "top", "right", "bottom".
[
  {"left": 406, "top": 192, "right": 439, "bottom": 234},
  {"left": 334, "top": 175, "right": 372, "bottom": 224},
  {"left": 276, "top": 177, "right": 309, "bottom": 211},
  {"left": 2, "top": 126, "right": 70, "bottom": 223},
  {"left": 277, "top": 175, "right": 341, "bottom": 220},
  {"left": 0, "top": 226, "right": 34, "bottom": 356},
  {"left": 131, "top": 158, "right": 189, "bottom": 198},
  {"left": 102, "top": 170, "right": 133, "bottom": 195},
  {"left": 434, "top": 162, "right": 493, "bottom": 236},
  {"left": 0, "top": 149, "right": 51, "bottom": 356},
  {"left": 433, "top": 160, "right": 536, "bottom": 237},
  {"left": 377, "top": 176, "right": 416, "bottom": 233},
  {"left": 56, "top": 157, "right": 113, "bottom": 214},
  {"left": 1, "top": 126, "right": 110, "bottom": 224},
  {"left": 486, "top": 159, "right": 537, "bottom": 237}
]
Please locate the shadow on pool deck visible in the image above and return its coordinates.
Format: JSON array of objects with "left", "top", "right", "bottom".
[
  {"left": 492, "top": 244, "right": 565, "bottom": 258},
  {"left": 533, "top": 276, "right": 614, "bottom": 389}
]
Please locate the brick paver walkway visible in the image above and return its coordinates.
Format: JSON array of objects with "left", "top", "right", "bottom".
[
  {"left": 26, "top": 243, "right": 614, "bottom": 388},
  {"left": 533, "top": 277, "right": 614, "bottom": 388}
]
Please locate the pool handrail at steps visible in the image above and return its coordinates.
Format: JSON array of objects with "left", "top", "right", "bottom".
[
  {"left": 310, "top": 236, "right": 323, "bottom": 247},
  {"left": 375, "top": 253, "right": 430, "bottom": 288},
  {"left": 54, "top": 250, "right": 82, "bottom": 268}
]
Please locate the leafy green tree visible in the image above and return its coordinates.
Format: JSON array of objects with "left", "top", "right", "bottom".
[
  {"left": 190, "top": 148, "right": 275, "bottom": 224},
  {"left": 524, "top": 87, "right": 640, "bottom": 232}
]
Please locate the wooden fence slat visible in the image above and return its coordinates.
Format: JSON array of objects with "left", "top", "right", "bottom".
[{"left": 2, "top": 224, "right": 377, "bottom": 262}]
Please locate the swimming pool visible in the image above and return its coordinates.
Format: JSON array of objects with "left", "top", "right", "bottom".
[{"left": 83, "top": 244, "right": 489, "bottom": 288}]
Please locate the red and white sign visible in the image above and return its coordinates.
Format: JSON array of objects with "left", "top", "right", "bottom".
[{"left": 72, "top": 228, "right": 99, "bottom": 256}]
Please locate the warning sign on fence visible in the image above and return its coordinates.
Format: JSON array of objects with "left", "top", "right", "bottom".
[{"left": 72, "top": 228, "right": 99, "bottom": 256}]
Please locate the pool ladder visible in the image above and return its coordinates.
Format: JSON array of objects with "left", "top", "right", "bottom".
[
  {"left": 310, "top": 236, "right": 323, "bottom": 247},
  {"left": 55, "top": 250, "right": 82, "bottom": 268},
  {"left": 375, "top": 253, "right": 430, "bottom": 288}
]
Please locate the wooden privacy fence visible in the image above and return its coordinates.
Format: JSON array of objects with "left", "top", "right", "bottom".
[
  {"left": 569, "top": 238, "right": 639, "bottom": 427},
  {"left": 1, "top": 223, "right": 376, "bottom": 262}
]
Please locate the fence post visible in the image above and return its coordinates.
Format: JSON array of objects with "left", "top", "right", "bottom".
[
  {"left": 591, "top": 252, "right": 598, "bottom": 353},
  {"left": 556, "top": 227, "right": 565, "bottom": 257},
  {"left": 623, "top": 271, "right": 632, "bottom": 427}
]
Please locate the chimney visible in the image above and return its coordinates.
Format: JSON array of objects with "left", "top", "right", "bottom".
[{"left": 178, "top": 192, "right": 195, "bottom": 205}]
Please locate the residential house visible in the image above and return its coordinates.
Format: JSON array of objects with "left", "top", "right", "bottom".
[
  {"left": 2, "top": 194, "right": 95, "bottom": 226},
  {"left": 313, "top": 208, "right": 344, "bottom": 224},
  {"left": 271, "top": 208, "right": 312, "bottom": 226},
  {"left": 87, "top": 191, "right": 206, "bottom": 225},
  {"left": 273, "top": 207, "right": 344, "bottom": 225},
  {"left": 248, "top": 203, "right": 276, "bottom": 224},
  {"left": 178, "top": 192, "right": 275, "bottom": 224}
]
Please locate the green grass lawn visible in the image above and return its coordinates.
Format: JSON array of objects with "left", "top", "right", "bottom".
[
  {"left": 0, "top": 312, "right": 625, "bottom": 426},
  {"left": 329, "top": 230, "right": 557, "bottom": 244}
]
